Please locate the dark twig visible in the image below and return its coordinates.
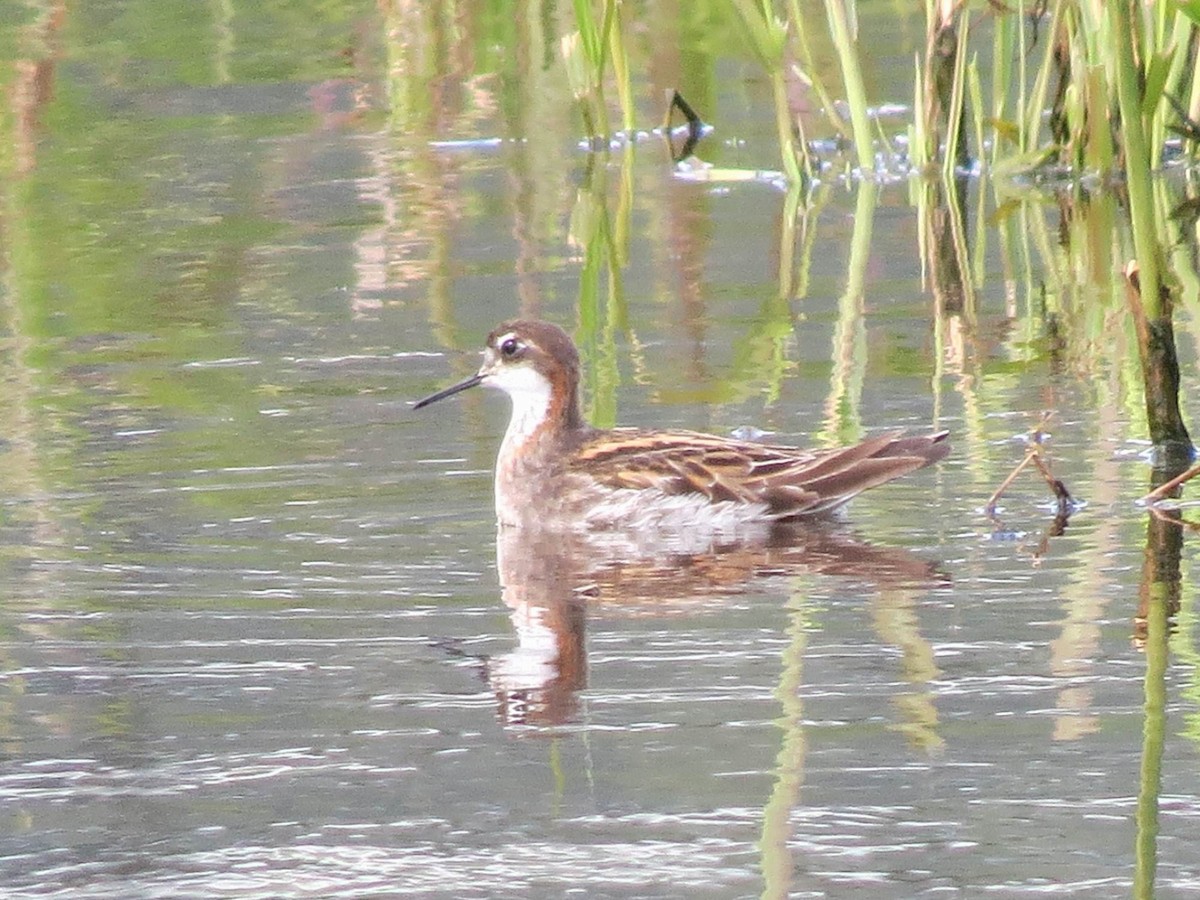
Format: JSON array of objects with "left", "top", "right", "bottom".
[
  {"left": 984, "top": 447, "right": 1037, "bottom": 513},
  {"left": 1164, "top": 92, "right": 1200, "bottom": 144},
  {"left": 1028, "top": 448, "right": 1073, "bottom": 508},
  {"left": 663, "top": 89, "right": 706, "bottom": 161},
  {"left": 985, "top": 412, "right": 1072, "bottom": 515}
]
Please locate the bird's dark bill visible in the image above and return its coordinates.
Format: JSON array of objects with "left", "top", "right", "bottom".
[{"left": 412, "top": 373, "right": 484, "bottom": 409}]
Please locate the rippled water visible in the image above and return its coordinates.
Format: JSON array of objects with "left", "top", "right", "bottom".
[{"left": 3, "top": 3, "right": 1200, "bottom": 898}]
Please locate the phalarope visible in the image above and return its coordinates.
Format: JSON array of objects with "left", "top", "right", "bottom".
[{"left": 414, "top": 320, "right": 949, "bottom": 530}]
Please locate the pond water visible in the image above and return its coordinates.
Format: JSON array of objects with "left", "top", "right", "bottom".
[{"left": 2, "top": 2, "right": 1199, "bottom": 898}]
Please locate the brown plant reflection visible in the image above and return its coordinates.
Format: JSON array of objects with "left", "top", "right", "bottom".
[
  {"left": 1135, "top": 506, "right": 1184, "bottom": 645},
  {"left": 920, "top": 175, "right": 972, "bottom": 316},
  {"left": 8, "top": 2, "right": 64, "bottom": 176},
  {"left": 1, "top": 3, "right": 69, "bottom": 559}
]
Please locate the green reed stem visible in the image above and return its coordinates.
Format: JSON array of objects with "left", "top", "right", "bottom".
[
  {"left": 990, "top": 4, "right": 1014, "bottom": 165},
  {"left": 788, "top": 0, "right": 847, "bottom": 142},
  {"left": 1084, "top": 64, "right": 1115, "bottom": 175},
  {"left": 822, "top": 0, "right": 875, "bottom": 175},
  {"left": 941, "top": 12, "right": 970, "bottom": 181},
  {"left": 967, "top": 56, "right": 983, "bottom": 175},
  {"left": 1015, "top": 1, "right": 1028, "bottom": 152},
  {"left": 607, "top": 0, "right": 634, "bottom": 134},
  {"left": 1189, "top": 38, "right": 1200, "bottom": 126},
  {"left": 1024, "top": 0, "right": 1064, "bottom": 154},
  {"left": 569, "top": 0, "right": 614, "bottom": 140},
  {"left": 731, "top": 0, "right": 806, "bottom": 183},
  {"left": 910, "top": 54, "right": 929, "bottom": 173},
  {"left": 1112, "top": 1, "right": 1162, "bottom": 317},
  {"left": 1149, "top": 12, "right": 1193, "bottom": 166},
  {"left": 772, "top": 75, "right": 805, "bottom": 185}
]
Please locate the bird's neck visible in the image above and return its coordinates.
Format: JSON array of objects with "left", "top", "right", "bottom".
[{"left": 499, "top": 377, "right": 587, "bottom": 460}]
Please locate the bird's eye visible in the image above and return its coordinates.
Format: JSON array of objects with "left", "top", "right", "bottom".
[{"left": 499, "top": 337, "right": 521, "bottom": 358}]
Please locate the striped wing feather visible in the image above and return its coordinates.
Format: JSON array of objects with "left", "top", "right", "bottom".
[{"left": 573, "top": 428, "right": 948, "bottom": 519}]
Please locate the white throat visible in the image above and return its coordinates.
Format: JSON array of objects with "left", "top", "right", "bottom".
[{"left": 490, "top": 364, "right": 553, "bottom": 448}]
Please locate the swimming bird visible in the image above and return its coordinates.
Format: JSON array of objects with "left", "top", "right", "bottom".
[{"left": 414, "top": 320, "right": 949, "bottom": 531}]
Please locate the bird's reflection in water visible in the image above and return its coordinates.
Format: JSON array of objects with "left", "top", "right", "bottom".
[{"left": 488, "top": 523, "right": 946, "bottom": 728}]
